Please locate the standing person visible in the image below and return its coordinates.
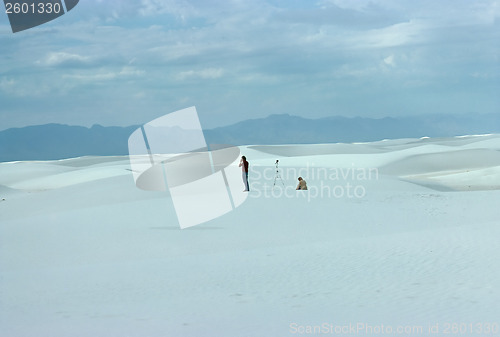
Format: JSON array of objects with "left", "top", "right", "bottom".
[
  {"left": 296, "top": 177, "right": 307, "bottom": 190},
  {"left": 239, "top": 156, "right": 250, "bottom": 191}
]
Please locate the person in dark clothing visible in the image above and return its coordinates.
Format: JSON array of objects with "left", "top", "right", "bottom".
[{"left": 239, "top": 156, "right": 249, "bottom": 191}]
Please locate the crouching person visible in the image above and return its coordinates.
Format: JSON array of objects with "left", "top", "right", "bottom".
[{"left": 296, "top": 177, "right": 308, "bottom": 190}]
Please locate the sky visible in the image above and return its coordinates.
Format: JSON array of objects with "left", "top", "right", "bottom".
[{"left": 0, "top": 0, "right": 498, "bottom": 130}]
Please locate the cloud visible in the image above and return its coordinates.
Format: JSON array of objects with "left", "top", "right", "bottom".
[
  {"left": 0, "top": 77, "right": 16, "bottom": 92},
  {"left": 274, "top": 2, "right": 407, "bottom": 30},
  {"left": 138, "top": 0, "right": 197, "bottom": 18},
  {"left": 354, "top": 20, "right": 427, "bottom": 49},
  {"left": 77, "top": 0, "right": 202, "bottom": 24},
  {"left": 0, "top": 76, "right": 54, "bottom": 97},
  {"left": 177, "top": 68, "right": 224, "bottom": 80},
  {"left": 37, "top": 52, "right": 92, "bottom": 67},
  {"left": 0, "top": 0, "right": 498, "bottom": 129},
  {"left": 64, "top": 66, "right": 145, "bottom": 82},
  {"left": 332, "top": 64, "right": 379, "bottom": 79},
  {"left": 384, "top": 55, "right": 396, "bottom": 67}
]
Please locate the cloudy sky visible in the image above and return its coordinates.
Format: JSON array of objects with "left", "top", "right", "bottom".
[{"left": 0, "top": 0, "right": 498, "bottom": 130}]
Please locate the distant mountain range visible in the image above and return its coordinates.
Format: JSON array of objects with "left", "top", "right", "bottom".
[{"left": 1, "top": 113, "right": 499, "bottom": 162}]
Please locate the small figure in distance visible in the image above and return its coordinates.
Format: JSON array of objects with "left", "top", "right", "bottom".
[
  {"left": 239, "top": 155, "right": 250, "bottom": 192},
  {"left": 296, "top": 177, "right": 308, "bottom": 190}
]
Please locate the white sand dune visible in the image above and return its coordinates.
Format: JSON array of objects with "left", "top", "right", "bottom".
[
  {"left": 0, "top": 157, "right": 131, "bottom": 191},
  {"left": 1, "top": 135, "right": 499, "bottom": 337}
]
